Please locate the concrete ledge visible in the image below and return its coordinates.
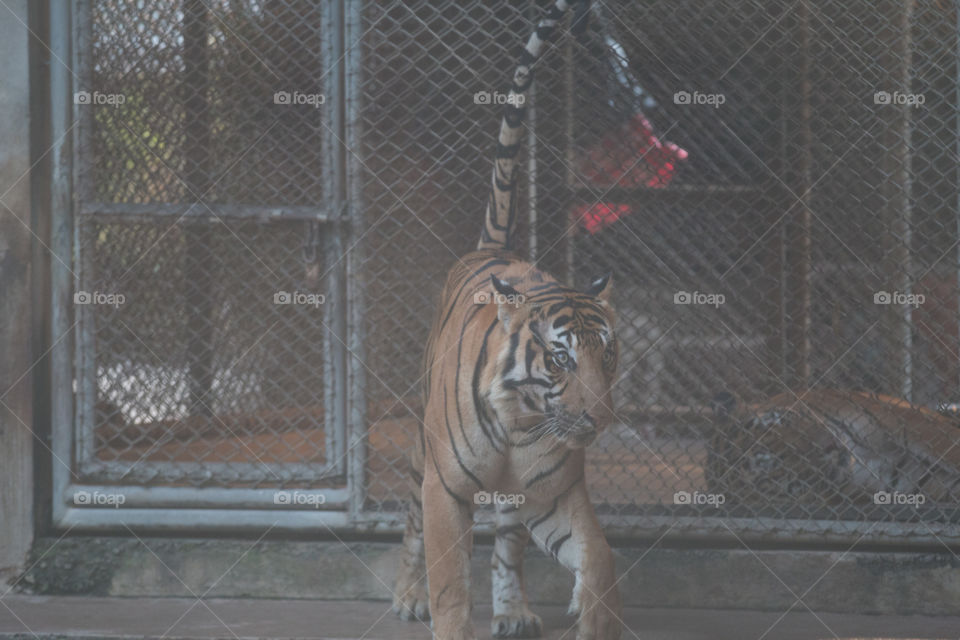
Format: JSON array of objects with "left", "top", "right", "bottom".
[
  {"left": 3, "top": 596, "right": 960, "bottom": 640},
  {"left": 18, "top": 538, "right": 960, "bottom": 615}
]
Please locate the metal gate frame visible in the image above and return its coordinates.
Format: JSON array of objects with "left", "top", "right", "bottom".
[{"left": 49, "top": 0, "right": 369, "bottom": 532}]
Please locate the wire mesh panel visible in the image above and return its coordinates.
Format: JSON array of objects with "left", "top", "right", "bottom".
[
  {"left": 349, "top": 0, "right": 960, "bottom": 542},
  {"left": 61, "top": 0, "right": 960, "bottom": 541},
  {"left": 71, "top": 0, "right": 347, "bottom": 491}
]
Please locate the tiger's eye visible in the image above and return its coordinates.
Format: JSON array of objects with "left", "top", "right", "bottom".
[
  {"left": 553, "top": 351, "right": 569, "bottom": 366},
  {"left": 602, "top": 346, "right": 616, "bottom": 367}
]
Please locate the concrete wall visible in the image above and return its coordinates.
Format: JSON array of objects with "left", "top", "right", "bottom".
[
  {"left": 0, "top": 0, "right": 35, "bottom": 581},
  {"left": 19, "top": 538, "right": 960, "bottom": 616}
]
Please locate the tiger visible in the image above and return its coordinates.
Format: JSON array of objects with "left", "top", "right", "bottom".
[
  {"left": 707, "top": 389, "right": 960, "bottom": 508},
  {"left": 392, "top": 2, "right": 622, "bottom": 639}
]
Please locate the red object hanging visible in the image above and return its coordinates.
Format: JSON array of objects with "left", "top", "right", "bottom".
[{"left": 573, "top": 113, "right": 688, "bottom": 234}]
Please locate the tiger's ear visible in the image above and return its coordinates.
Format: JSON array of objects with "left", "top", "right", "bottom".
[
  {"left": 491, "top": 274, "right": 522, "bottom": 331},
  {"left": 585, "top": 271, "right": 612, "bottom": 302}
]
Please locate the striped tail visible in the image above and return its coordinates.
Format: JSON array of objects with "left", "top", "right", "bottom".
[{"left": 477, "top": 0, "right": 588, "bottom": 251}]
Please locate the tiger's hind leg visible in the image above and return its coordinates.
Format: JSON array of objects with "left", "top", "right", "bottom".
[
  {"left": 393, "top": 434, "right": 430, "bottom": 621},
  {"left": 491, "top": 503, "right": 542, "bottom": 638}
]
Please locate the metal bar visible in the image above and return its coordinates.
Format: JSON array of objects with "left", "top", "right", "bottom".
[
  {"left": 322, "top": 0, "right": 348, "bottom": 477},
  {"left": 894, "top": 0, "right": 915, "bottom": 401},
  {"left": 49, "top": 0, "right": 75, "bottom": 528},
  {"left": 77, "top": 202, "right": 333, "bottom": 222},
  {"left": 57, "top": 506, "right": 355, "bottom": 532},
  {"left": 76, "top": 460, "right": 342, "bottom": 485},
  {"left": 786, "top": 0, "right": 813, "bottom": 387},
  {"left": 63, "top": 484, "right": 349, "bottom": 510},
  {"left": 182, "top": 0, "right": 214, "bottom": 418},
  {"left": 53, "top": 507, "right": 960, "bottom": 547},
  {"left": 345, "top": 0, "right": 368, "bottom": 520},
  {"left": 73, "top": 0, "right": 97, "bottom": 479}
]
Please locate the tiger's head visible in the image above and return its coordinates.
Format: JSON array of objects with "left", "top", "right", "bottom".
[{"left": 489, "top": 273, "right": 618, "bottom": 450}]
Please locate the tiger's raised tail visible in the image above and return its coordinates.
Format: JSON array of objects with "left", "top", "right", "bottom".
[{"left": 477, "top": 0, "right": 589, "bottom": 251}]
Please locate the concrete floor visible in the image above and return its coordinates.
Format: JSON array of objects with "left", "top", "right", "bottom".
[{"left": 1, "top": 596, "right": 959, "bottom": 640}]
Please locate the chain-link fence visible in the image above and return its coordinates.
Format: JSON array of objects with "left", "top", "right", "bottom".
[{"left": 62, "top": 0, "right": 960, "bottom": 542}]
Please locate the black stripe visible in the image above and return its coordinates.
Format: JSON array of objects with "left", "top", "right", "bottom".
[
  {"left": 529, "top": 500, "right": 558, "bottom": 531},
  {"left": 438, "top": 258, "right": 511, "bottom": 336},
  {"left": 536, "top": 24, "right": 557, "bottom": 41},
  {"left": 503, "top": 104, "right": 526, "bottom": 127},
  {"left": 504, "top": 330, "right": 521, "bottom": 375},
  {"left": 550, "top": 532, "right": 572, "bottom": 559},
  {"left": 443, "top": 386, "right": 484, "bottom": 489},
  {"left": 454, "top": 304, "right": 487, "bottom": 455},
  {"left": 427, "top": 438, "right": 470, "bottom": 508},
  {"left": 524, "top": 339, "right": 537, "bottom": 374},
  {"left": 497, "top": 522, "right": 526, "bottom": 538},
  {"left": 504, "top": 375, "right": 553, "bottom": 390},
  {"left": 545, "top": 5, "right": 565, "bottom": 22},
  {"left": 496, "top": 141, "right": 521, "bottom": 159},
  {"left": 435, "top": 584, "right": 452, "bottom": 611},
  {"left": 493, "top": 551, "right": 521, "bottom": 572},
  {"left": 473, "top": 317, "right": 505, "bottom": 452},
  {"left": 525, "top": 449, "right": 572, "bottom": 488},
  {"left": 410, "top": 467, "right": 423, "bottom": 486}
]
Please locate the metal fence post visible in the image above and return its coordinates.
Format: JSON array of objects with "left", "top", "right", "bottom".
[
  {"left": 0, "top": 0, "right": 36, "bottom": 572},
  {"left": 344, "top": 0, "right": 368, "bottom": 522},
  {"left": 49, "top": 0, "right": 74, "bottom": 526},
  {"left": 879, "top": 0, "right": 915, "bottom": 401}
]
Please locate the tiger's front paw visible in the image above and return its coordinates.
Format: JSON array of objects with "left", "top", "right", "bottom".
[
  {"left": 392, "top": 577, "right": 430, "bottom": 621},
  {"left": 492, "top": 607, "right": 542, "bottom": 637},
  {"left": 574, "top": 590, "right": 621, "bottom": 640}
]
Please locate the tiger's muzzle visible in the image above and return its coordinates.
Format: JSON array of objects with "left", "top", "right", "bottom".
[{"left": 551, "top": 408, "right": 598, "bottom": 448}]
